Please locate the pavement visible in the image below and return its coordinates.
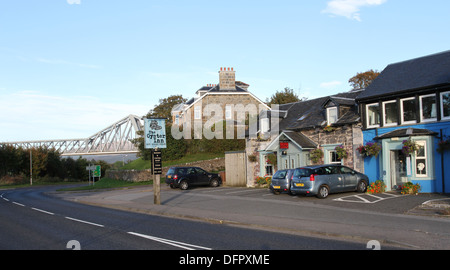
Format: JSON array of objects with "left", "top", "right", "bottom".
[{"left": 53, "top": 184, "right": 450, "bottom": 250}]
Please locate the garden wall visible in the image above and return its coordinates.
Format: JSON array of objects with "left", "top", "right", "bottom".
[{"left": 105, "top": 157, "right": 225, "bottom": 182}]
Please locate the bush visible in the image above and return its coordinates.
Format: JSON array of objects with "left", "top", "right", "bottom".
[
  {"left": 366, "top": 180, "right": 386, "bottom": 194},
  {"left": 398, "top": 182, "right": 421, "bottom": 195},
  {"left": 255, "top": 176, "right": 271, "bottom": 186}
]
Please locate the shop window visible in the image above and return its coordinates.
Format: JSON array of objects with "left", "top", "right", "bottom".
[
  {"left": 400, "top": 97, "right": 417, "bottom": 124},
  {"left": 415, "top": 141, "right": 427, "bottom": 177},
  {"left": 419, "top": 94, "right": 437, "bottom": 122},
  {"left": 441, "top": 91, "right": 450, "bottom": 120},
  {"left": 383, "top": 100, "right": 398, "bottom": 126},
  {"left": 366, "top": 103, "right": 380, "bottom": 128}
]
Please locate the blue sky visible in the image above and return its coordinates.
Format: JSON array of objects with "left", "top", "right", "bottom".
[{"left": 1, "top": 0, "right": 449, "bottom": 142}]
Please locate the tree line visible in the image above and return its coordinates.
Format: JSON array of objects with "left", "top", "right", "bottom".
[{"left": 0, "top": 144, "right": 110, "bottom": 185}]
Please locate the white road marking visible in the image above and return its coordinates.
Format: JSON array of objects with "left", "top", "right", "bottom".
[
  {"left": 31, "top": 207, "right": 55, "bottom": 215},
  {"left": 12, "top": 202, "right": 25, "bottom": 207},
  {"left": 333, "top": 193, "right": 403, "bottom": 204},
  {"left": 128, "top": 232, "right": 212, "bottom": 250},
  {"left": 65, "top": 216, "right": 104, "bottom": 227}
]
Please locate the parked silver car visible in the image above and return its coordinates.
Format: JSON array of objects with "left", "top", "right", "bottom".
[
  {"left": 290, "top": 165, "right": 369, "bottom": 199},
  {"left": 270, "top": 169, "right": 295, "bottom": 195}
]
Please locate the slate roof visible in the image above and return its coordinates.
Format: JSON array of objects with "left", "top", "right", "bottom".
[
  {"left": 374, "top": 128, "right": 438, "bottom": 140},
  {"left": 278, "top": 89, "right": 363, "bottom": 131},
  {"left": 357, "top": 50, "right": 450, "bottom": 101},
  {"left": 282, "top": 131, "right": 317, "bottom": 149}
]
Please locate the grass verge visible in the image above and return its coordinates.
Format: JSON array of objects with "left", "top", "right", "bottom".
[{"left": 58, "top": 177, "right": 157, "bottom": 191}]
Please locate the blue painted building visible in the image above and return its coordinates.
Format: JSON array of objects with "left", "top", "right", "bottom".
[{"left": 356, "top": 51, "right": 450, "bottom": 193}]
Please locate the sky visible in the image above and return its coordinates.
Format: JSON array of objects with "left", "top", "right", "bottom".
[{"left": 0, "top": 0, "right": 449, "bottom": 142}]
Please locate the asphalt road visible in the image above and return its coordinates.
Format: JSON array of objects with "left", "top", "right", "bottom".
[{"left": 0, "top": 185, "right": 393, "bottom": 251}]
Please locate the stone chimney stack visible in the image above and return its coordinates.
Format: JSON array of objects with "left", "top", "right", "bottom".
[{"left": 218, "top": 67, "right": 236, "bottom": 90}]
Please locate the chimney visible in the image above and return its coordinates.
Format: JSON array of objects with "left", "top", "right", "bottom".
[{"left": 218, "top": 67, "right": 236, "bottom": 90}]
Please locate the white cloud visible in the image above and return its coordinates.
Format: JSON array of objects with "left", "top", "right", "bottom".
[
  {"left": 67, "top": 0, "right": 81, "bottom": 4},
  {"left": 0, "top": 91, "right": 148, "bottom": 142},
  {"left": 320, "top": 80, "right": 342, "bottom": 89},
  {"left": 322, "top": 0, "right": 387, "bottom": 21}
]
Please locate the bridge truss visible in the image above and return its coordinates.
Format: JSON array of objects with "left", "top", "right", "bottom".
[{"left": 2, "top": 115, "right": 144, "bottom": 156}]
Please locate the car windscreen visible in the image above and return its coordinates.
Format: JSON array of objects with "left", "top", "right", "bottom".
[
  {"left": 167, "top": 168, "right": 175, "bottom": 174},
  {"left": 293, "top": 168, "right": 312, "bottom": 177},
  {"left": 272, "top": 170, "right": 287, "bottom": 179}
]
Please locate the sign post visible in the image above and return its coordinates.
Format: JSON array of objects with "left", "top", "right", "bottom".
[
  {"left": 86, "top": 165, "right": 101, "bottom": 185},
  {"left": 144, "top": 118, "right": 166, "bottom": 205}
]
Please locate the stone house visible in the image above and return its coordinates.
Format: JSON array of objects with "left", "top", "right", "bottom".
[
  {"left": 172, "top": 67, "right": 270, "bottom": 139},
  {"left": 246, "top": 89, "right": 365, "bottom": 186}
]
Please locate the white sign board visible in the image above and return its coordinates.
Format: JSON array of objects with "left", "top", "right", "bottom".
[{"left": 144, "top": 118, "right": 167, "bottom": 149}]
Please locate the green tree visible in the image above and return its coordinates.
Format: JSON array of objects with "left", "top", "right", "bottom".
[
  {"left": 266, "top": 87, "right": 306, "bottom": 106},
  {"left": 147, "top": 94, "right": 187, "bottom": 123}
]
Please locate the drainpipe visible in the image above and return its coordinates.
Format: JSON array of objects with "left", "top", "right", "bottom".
[{"left": 440, "top": 129, "right": 446, "bottom": 194}]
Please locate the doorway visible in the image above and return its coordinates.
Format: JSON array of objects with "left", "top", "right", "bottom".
[{"left": 389, "top": 150, "right": 408, "bottom": 190}]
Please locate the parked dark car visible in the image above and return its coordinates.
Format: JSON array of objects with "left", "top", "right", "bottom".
[
  {"left": 165, "top": 167, "right": 222, "bottom": 190},
  {"left": 270, "top": 169, "right": 295, "bottom": 195},
  {"left": 290, "top": 164, "right": 369, "bottom": 199}
]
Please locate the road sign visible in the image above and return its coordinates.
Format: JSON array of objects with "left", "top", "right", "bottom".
[
  {"left": 153, "top": 150, "right": 162, "bottom": 175},
  {"left": 93, "top": 165, "right": 101, "bottom": 177},
  {"left": 86, "top": 165, "right": 101, "bottom": 177},
  {"left": 144, "top": 118, "right": 167, "bottom": 149}
]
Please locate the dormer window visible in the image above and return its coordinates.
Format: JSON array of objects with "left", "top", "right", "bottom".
[{"left": 327, "top": 107, "right": 338, "bottom": 125}]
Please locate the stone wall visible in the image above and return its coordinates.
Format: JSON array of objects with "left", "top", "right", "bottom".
[
  {"left": 302, "top": 123, "right": 364, "bottom": 171},
  {"left": 105, "top": 157, "right": 225, "bottom": 182}
]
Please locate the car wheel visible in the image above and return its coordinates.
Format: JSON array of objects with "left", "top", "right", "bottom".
[
  {"left": 317, "top": 185, "right": 329, "bottom": 199},
  {"left": 210, "top": 178, "right": 219, "bottom": 187},
  {"left": 179, "top": 180, "right": 189, "bottom": 190},
  {"left": 357, "top": 180, "right": 368, "bottom": 193}
]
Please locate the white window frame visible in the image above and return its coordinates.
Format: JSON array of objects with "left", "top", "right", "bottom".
[
  {"left": 225, "top": 105, "right": 232, "bottom": 120},
  {"left": 400, "top": 97, "right": 417, "bottom": 125},
  {"left": 260, "top": 118, "right": 269, "bottom": 133},
  {"left": 382, "top": 100, "right": 398, "bottom": 127},
  {"left": 329, "top": 150, "right": 342, "bottom": 165},
  {"left": 419, "top": 94, "right": 437, "bottom": 123},
  {"left": 415, "top": 140, "right": 427, "bottom": 177},
  {"left": 440, "top": 91, "right": 450, "bottom": 120},
  {"left": 327, "top": 107, "right": 338, "bottom": 125},
  {"left": 194, "top": 106, "right": 201, "bottom": 120},
  {"left": 366, "top": 103, "right": 380, "bottom": 128}
]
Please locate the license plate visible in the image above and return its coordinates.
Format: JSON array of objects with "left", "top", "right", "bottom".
[
  {"left": 295, "top": 183, "right": 304, "bottom": 187},
  {"left": 168, "top": 175, "right": 172, "bottom": 179},
  {"left": 273, "top": 186, "right": 281, "bottom": 189}
]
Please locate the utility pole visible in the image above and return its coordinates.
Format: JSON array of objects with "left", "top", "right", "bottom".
[{"left": 29, "top": 149, "right": 33, "bottom": 186}]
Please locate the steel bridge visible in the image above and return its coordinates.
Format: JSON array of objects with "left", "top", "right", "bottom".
[{"left": 2, "top": 115, "right": 144, "bottom": 156}]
